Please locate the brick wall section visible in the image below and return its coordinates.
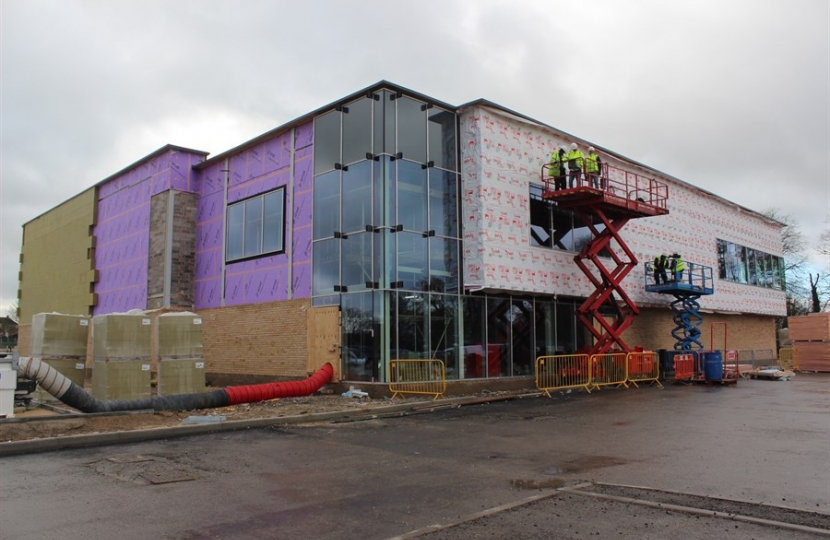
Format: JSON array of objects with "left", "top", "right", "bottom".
[
  {"left": 623, "top": 308, "right": 776, "bottom": 352},
  {"left": 147, "top": 190, "right": 198, "bottom": 310},
  {"left": 199, "top": 298, "right": 312, "bottom": 386}
]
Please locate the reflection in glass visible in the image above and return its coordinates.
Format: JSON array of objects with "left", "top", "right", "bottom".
[
  {"left": 313, "top": 170, "right": 340, "bottom": 240},
  {"left": 394, "top": 292, "right": 428, "bottom": 359},
  {"left": 226, "top": 203, "right": 244, "bottom": 261},
  {"left": 342, "top": 160, "right": 372, "bottom": 233},
  {"left": 746, "top": 248, "right": 757, "bottom": 285},
  {"left": 312, "top": 239, "right": 339, "bottom": 296},
  {"left": 262, "top": 189, "right": 284, "bottom": 253},
  {"left": 373, "top": 91, "right": 396, "bottom": 156},
  {"left": 429, "top": 236, "right": 458, "bottom": 293},
  {"left": 428, "top": 107, "right": 457, "bottom": 171},
  {"left": 430, "top": 294, "right": 458, "bottom": 379},
  {"left": 342, "top": 292, "right": 377, "bottom": 381},
  {"left": 398, "top": 160, "right": 427, "bottom": 231},
  {"left": 534, "top": 301, "right": 557, "bottom": 357},
  {"left": 462, "top": 296, "right": 487, "bottom": 379},
  {"left": 342, "top": 97, "right": 372, "bottom": 165},
  {"left": 314, "top": 110, "right": 341, "bottom": 175},
  {"left": 396, "top": 96, "right": 427, "bottom": 163},
  {"left": 243, "top": 197, "right": 263, "bottom": 258},
  {"left": 342, "top": 232, "right": 372, "bottom": 291},
  {"left": 397, "top": 232, "right": 428, "bottom": 291},
  {"left": 511, "top": 299, "right": 534, "bottom": 376},
  {"left": 487, "top": 297, "right": 511, "bottom": 377},
  {"left": 429, "top": 170, "right": 459, "bottom": 237},
  {"left": 373, "top": 156, "right": 395, "bottom": 228}
]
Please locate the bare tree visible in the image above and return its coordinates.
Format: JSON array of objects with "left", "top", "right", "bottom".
[
  {"left": 4, "top": 302, "right": 18, "bottom": 324},
  {"left": 763, "top": 208, "right": 810, "bottom": 316}
]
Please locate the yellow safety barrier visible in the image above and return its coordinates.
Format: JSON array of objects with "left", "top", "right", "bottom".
[
  {"left": 778, "top": 348, "right": 800, "bottom": 371},
  {"left": 626, "top": 351, "right": 662, "bottom": 388},
  {"left": 590, "top": 353, "right": 629, "bottom": 390},
  {"left": 535, "top": 354, "right": 592, "bottom": 396},
  {"left": 389, "top": 359, "right": 446, "bottom": 400}
]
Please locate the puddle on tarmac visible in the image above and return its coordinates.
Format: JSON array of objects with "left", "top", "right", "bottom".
[{"left": 511, "top": 478, "right": 566, "bottom": 490}]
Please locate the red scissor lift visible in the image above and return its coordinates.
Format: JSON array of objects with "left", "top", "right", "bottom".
[{"left": 540, "top": 163, "right": 669, "bottom": 355}]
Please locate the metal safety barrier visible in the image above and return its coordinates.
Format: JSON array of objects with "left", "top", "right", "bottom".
[
  {"left": 673, "top": 353, "right": 696, "bottom": 381},
  {"left": 389, "top": 359, "right": 446, "bottom": 400},
  {"left": 778, "top": 348, "right": 800, "bottom": 371},
  {"left": 626, "top": 351, "right": 662, "bottom": 388},
  {"left": 737, "top": 348, "right": 778, "bottom": 370},
  {"left": 536, "top": 354, "right": 592, "bottom": 396},
  {"left": 590, "top": 353, "right": 629, "bottom": 390}
]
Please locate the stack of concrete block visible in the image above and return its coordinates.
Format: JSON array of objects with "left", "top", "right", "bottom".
[
  {"left": 31, "top": 313, "right": 90, "bottom": 394},
  {"left": 156, "top": 312, "right": 205, "bottom": 395},
  {"left": 91, "top": 311, "right": 152, "bottom": 400}
]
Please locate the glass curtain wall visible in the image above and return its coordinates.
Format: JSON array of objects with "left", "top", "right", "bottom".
[{"left": 313, "top": 89, "right": 460, "bottom": 381}]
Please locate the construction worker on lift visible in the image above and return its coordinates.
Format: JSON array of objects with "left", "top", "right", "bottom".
[
  {"left": 653, "top": 253, "right": 668, "bottom": 284},
  {"left": 567, "top": 142, "right": 584, "bottom": 188},
  {"left": 549, "top": 145, "right": 567, "bottom": 190},
  {"left": 586, "top": 146, "right": 602, "bottom": 189},
  {"left": 670, "top": 253, "right": 685, "bottom": 282}
]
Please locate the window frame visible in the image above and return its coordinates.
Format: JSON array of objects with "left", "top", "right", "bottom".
[{"left": 225, "top": 187, "right": 287, "bottom": 263}]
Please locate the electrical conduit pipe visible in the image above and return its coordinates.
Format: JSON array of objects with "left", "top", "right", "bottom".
[{"left": 18, "top": 356, "right": 334, "bottom": 413}]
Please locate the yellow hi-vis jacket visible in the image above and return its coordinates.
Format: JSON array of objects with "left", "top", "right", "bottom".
[{"left": 567, "top": 149, "right": 584, "bottom": 170}]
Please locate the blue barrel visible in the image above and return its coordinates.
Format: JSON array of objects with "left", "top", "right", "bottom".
[{"left": 703, "top": 351, "right": 723, "bottom": 381}]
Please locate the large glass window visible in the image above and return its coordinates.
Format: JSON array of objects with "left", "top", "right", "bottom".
[
  {"left": 312, "top": 239, "right": 339, "bottom": 296},
  {"left": 428, "top": 107, "right": 457, "bottom": 171},
  {"left": 342, "top": 161, "right": 372, "bottom": 233},
  {"left": 429, "top": 237, "right": 458, "bottom": 293},
  {"left": 529, "top": 183, "right": 579, "bottom": 252},
  {"left": 398, "top": 160, "right": 427, "bottom": 232},
  {"left": 716, "top": 238, "right": 784, "bottom": 289},
  {"left": 373, "top": 91, "right": 396, "bottom": 155},
  {"left": 462, "top": 296, "right": 488, "bottom": 379},
  {"left": 397, "top": 232, "right": 428, "bottom": 291},
  {"left": 314, "top": 110, "right": 341, "bottom": 175},
  {"left": 511, "top": 299, "right": 534, "bottom": 376},
  {"left": 342, "top": 232, "right": 372, "bottom": 291},
  {"left": 313, "top": 170, "right": 340, "bottom": 240},
  {"left": 396, "top": 96, "right": 427, "bottom": 163},
  {"left": 342, "top": 292, "right": 377, "bottom": 381},
  {"left": 487, "top": 297, "right": 512, "bottom": 377},
  {"left": 394, "top": 292, "right": 428, "bottom": 359},
  {"left": 430, "top": 294, "right": 459, "bottom": 379},
  {"left": 429, "top": 170, "right": 458, "bottom": 237},
  {"left": 226, "top": 188, "right": 285, "bottom": 262},
  {"left": 342, "top": 97, "right": 372, "bottom": 165}
]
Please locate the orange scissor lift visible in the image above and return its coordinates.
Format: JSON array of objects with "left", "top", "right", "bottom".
[{"left": 540, "top": 163, "right": 669, "bottom": 355}]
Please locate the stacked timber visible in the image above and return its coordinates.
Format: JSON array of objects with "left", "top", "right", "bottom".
[{"left": 788, "top": 313, "right": 830, "bottom": 372}]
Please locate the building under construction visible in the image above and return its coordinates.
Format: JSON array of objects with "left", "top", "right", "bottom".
[{"left": 16, "top": 81, "right": 787, "bottom": 388}]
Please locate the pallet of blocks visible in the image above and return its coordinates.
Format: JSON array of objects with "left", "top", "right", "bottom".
[{"left": 787, "top": 312, "right": 830, "bottom": 372}]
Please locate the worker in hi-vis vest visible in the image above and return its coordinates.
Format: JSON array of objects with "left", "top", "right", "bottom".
[
  {"left": 586, "top": 146, "right": 602, "bottom": 189},
  {"left": 670, "top": 253, "right": 685, "bottom": 282},
  {"left": 567, "top": 142, "right": 584, "bottom": 188},
  {"left": 549, "top": 145, "right": 567, "bottom": 191}
]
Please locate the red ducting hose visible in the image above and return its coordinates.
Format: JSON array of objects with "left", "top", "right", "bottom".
[{"left": 224, "top": 363, "right": 334, "bottom": 405}]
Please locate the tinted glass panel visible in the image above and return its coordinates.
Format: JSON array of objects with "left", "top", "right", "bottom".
[
  {"left": 312, "top": 239, "right": 340, "bottom": 296},
  {"left": 511, "top": 299, "right": 534, "bottom": 376},
  {"left": 313, "top": 170, "right": 340, "bottom": 240},
  {"left": 342, "top": 231, "right": 372, "bottom": 291},
  {"left": 462, "top": 296, "right": 488, "bottom": 379},
  {"left": 373, "top": 91, "right": 396, "bottom": 155},
  {"left": 342, "top": 97, "right": 372, "bottom": 165},
  {"left": 342, "top": 160, "right": 372, "bottom": 233},
  {"left": 395, "top": 292, "right": 428, "bottom": 359},
  {"left": 396, "top": 96, "right": 427, "bottom": 163},
  {"left": 373, "top": 156, "right": 395, "bottom": 227},
  {"left": 262, "top": 189, "right": 285, "bottom": 253},
  {"left": 428, "top": 107, "right": 457, "bottom": 171},
  {"left": 430, "top": 294, "right": 458, "bottom": 379},
  {"left": 314, "top": 110, "right": 341, "bottom": 175},
  {"left": 243, "top": 197, "right": 263, "bottom": 258},
  {"left": 530, "top": 186, "right": 553, "bottom": 248},
  {"left": 398, "top": 160, "right": 427, "bottom": 232},
  {"left": 429, "top": 236, "right": 458, "bottom": 293},
  {"left": 746, "top": 248, "right": 757, "bottom": 285},
  {"left": 552, "top": 206, "right": 574, "bottom": 251},
  {"left": 226, "top": 203, "right": 244, "bottom": 261},
  {"left": 534, "top": 301, "right": 557, "bottom": 357},
  {"left": 429, "top": 170, "right": 458, "bottom": 237},
  {"left": 341, "top": 292, "right": 376, "bottom": 381},
  {"left": 487, "top": 297, "right": 511, "bottom": 377},
  {"left": 375, "top": 229, "right": 396, "bottom": 289},
  {"left": 397, "top": 232, "right": 428, "bottom": 291}
]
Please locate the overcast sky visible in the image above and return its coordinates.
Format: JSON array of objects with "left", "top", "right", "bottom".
[{"left": 1, "top": 0, "right": 828, "bottom": 316}]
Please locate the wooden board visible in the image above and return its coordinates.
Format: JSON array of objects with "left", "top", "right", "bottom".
[
  {"left": 791, "top": 341, "right": 830, "bottom": 372},
  {"left": 788, "top": 313, "right": 830, "bottom": 341},
  {"left": 306, "top": 306, "right": 341, "bottom": 381}
]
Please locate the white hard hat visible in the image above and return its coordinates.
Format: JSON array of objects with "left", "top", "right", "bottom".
[
  {"left": 588, "top": 146, "right": 595, "bottom": 152},
  {"left": 560, "top": 145, "right": 567, "bottom": 151},
  {"left": 570, "top": 142, "right": 577, "bottom": 150}
]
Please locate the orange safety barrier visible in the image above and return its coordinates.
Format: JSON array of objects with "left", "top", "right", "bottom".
[
  {"left": 389, "top": 359, "right": 446, "bottom": 400},
  {"left": 590, "top": 353, "right": 628, "bottom": 390},
  {"left": 673, "top": 353, "right": 695, "bottom": 381},
  {"left": 626, "top": 351, "right": 662, "bottom": 388},
  {"left": 536, "top": 355, "right": 592, "bottom": 396}
]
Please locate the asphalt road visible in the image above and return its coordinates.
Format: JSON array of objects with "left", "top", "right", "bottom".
[{"left": 2, "top": 374, "right": 829, "bottom": 540}]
